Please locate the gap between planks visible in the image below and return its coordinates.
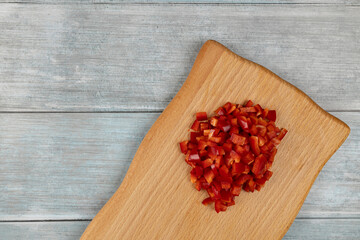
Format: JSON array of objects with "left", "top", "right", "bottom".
[
  {"left": 0, "top": 2, "right": 358, "bottom": 6},
  {"left": 0, "top": 110, "right": 358, "bottom": 114},
  {"left": 1, "top": 216, "right": 360, "bottom": 223}
]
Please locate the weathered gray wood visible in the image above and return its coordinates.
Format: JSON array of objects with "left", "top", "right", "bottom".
[
  {"left": 0, "top": 112, "right": 358, "bottom": 220},
  {"left": 0, "top": 0, "right": 359, "bottom": 4},
  {"left": 0, "top": 4, "right": 359, "bottom": 112},
  {"left": 0, "top": 221, "right": 90, "bottom": 240},
  {"left": 1, "top": 219, "right": 359, "bottom": 239}
]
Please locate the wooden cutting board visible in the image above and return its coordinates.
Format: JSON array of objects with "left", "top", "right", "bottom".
[{"left": 81, "top": 40, "right": 350, "bottom": 240}]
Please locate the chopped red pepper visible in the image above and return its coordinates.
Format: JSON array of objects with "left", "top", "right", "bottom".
[
  {"left": 179, "top": 141, "right": 188, "bottom": 154},
  {"left": 196, "top": 112, "right": 208, "bottom": 121},
  {"left": 215, "top": 200, "right": 227, "bottom": 213},
  {"left": 230, "top": 133, "right": 246, "bottom": 145},
  {"left": 249, "top": 136, "right": 261, "bottom": 156},
  {"left": 191, "top": 120, "right": 200, "bottom": 131},
  {"left": 179, "top": 101, "right": 288, "bottom": 212}
]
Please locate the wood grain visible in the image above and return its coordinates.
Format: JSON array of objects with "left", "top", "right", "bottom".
[
  {"left": 78, "top": 41, "right": 350, "bottom": 239},
  {"left": 0, "top": 4, "right": 359, "bottom": 112},
  {"left": 0, "top": 0, "right": 359, "bottom": 4},
  {"left": 0, "top": 112, "right": 357, "bottom": 221},
  {"left": 2, "top": 219, "right": 360, "bottom": 240}
]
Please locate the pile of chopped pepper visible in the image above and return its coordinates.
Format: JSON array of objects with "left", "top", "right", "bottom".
[{"left": 179, "top": 101, "right": 288, "bottom": 213}]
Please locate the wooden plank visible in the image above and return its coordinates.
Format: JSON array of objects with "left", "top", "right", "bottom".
[
  {"left": 0, "top": 1, "right": 359, "bottom": 5},
  {"left": 1, "top": 219, "right": 359, "bottom": 239},
  {"left": 0, "top": 4, "right": 359, "bottom": 112},
  {"left": 0, "top": 112, "right": 358, "bottom": 221},
  {"left": 0, "top": 221, "right": 90, "bottom": 240}
]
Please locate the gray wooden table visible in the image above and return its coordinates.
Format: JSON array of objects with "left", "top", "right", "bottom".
[{"left": 0, "top": 1, "right": 359, "bottom": 239}]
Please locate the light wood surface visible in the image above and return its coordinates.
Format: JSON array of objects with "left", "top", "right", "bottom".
[
  {"left": 1, "top": 4, "right": 359, "bottom": 112},
  {"left": 80, "top": 40, "right": 350, "bottom": 239},
  {"left": 1, "top": 2, "right": 359, "bottom": 239}
]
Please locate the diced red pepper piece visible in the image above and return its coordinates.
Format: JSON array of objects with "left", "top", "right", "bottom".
[
  {"left": 188, "top": 143, "right": 197, "bottom": 150},
  {"left": 237, "top": 116, "right": 249, "bottom": 132},
  {"left": 179, "top": 141, "right": 188, "bottom": 154},
  {"left": 252, "top": 154, "right": 267, "bottom": 176},
  {"left": 255, "top": 176, "right": 267, "bottom": 185},
  {"left": 261, "top": 108, "right": 269, "bottom": 118},
  {"left": 245, "top": 100, "right": 253, "bottom": 107},
  {"left": 203, "top": 129, "right": 211, "bottom": 136},
  {"left": 246, "top": 179, "right": 256, "bottom": 192},
  {"left": 199, "top": 149, "right": 208, "bottom": 157},
  {"left": 231, "top": 185, "right": 242, "bottom": 196},
  {"left": 240, "top": 107, "right": 256, "bottom": 113},
  {"left": 268, "top": 148, "right": 277, "bottom": 163},
  {"left": 223, "top": 102, "right": 232, "bottom": 112},
  {"left": 190, "top": 172, "right": 197, "bottom": 183},
  {"left": 230, "top": 118, "right": 238, "bottom": 126},
  {"left": 258, "top": 119, "right": 267, "bottom": 127},
  {"left": 217, "top": 146, "right": 225, "bottom": 156},
  {"left": 249, "top": 115, "right": 258, "bottom": 125},
  {"left": 215, "top": 107, "right": 225, "bottom": 116},
  {"left": 249, "top": 136, "right": 261, "bottom": 156},
  {"left": 258, "top": 136, "right": 266, "bottom": 147},
  {"left": 204, "top": 168, "right": 215, "bottom": 184},
  {"left": 196, "top": 112, "right": 208, "bottom": 121},
  {"left": 254, "top": 104, "right": 263, "bottom": 116},
  {"left": 224, "top": 155, "right": 234, "bottom": 168},
  {"left": 255, "top": 185, "right": 262, "bottom": 191},
  {"left": 209, "top": 136, "right": 222, "bottom": 143},
  {"left": 249, "top": 124, "right": 258, "bottom": 135},
  {"left": 194, "top": 180, "right": 202, "bottom": 191},
  {"left": 202, "top": 158, "right": 213, "bottom": 168},
  {"left": 220, "top": 190, "right": 232, "bottom": 203},
  {"left": 230, "top": 133, "right": 246, "bottom": 146},
  {"left": 267, "top": 131, "right": 277, "bottom": 139},
  {"left": 271, "top": 137, "right": 281, "bottom": 146},
  {"left": 234, "top": 174, "right": 252, "bottom": 185},
  {"left": 221, "top": 181, "right": 231, "bottom": 190},
  {"left": 241, "top": 152, "right": 255, "bottom": 165},
  {"left": 219, "top": 165, "right": 229, "bottom": 177},
  {"left": 210, "top": 117, "right": 219, "bottom": 127},
  {"left": 277, "top": 128, "right": 288, "bottom": 140},
  {"left": 222, "top": 142, "right": 233, "bottom": 152},
  {"left": 191, "top": 119, "right": 200, "bottom": 131},
  {"left": 229, "top": 150, "right": 241, "bottom": 163},
  {"left": 267, "top": 110, "right": 276, "bottom": 121},
  {"left": 200, "top": 122, "right": 209, "bottom": 131},
  {"left": 211, "top": 184, "right": 221, "bottom": 200},
  {"left": 227, "top": 105, "right": 236, "bottom": 114},
  {"left": 202, "top": 197, "right": 214, "bottom": 206},
  {"left": 197, "top": 140, "right": 207, "bottom": 150},
  {"left": 234, "top": 145, "right": 247, "bottom": 156},
  {"left": 190, "top": 132, "right": 200, "bottom": 143},
  {"left": 218, "top": 120, "right": 231, "bottom": 132},
  {"left": 231, "top": 162, "right": 247, "bottom": 175},
  {"left": 256, "top": 125, "right": 267, "bottom": 137},
  {"left": 267, "top": 124, "right": 275, "bottom": 132},
  {"left": 215, "top": 200, "right": 227, "bottom": 213},
  {"left": 191, "top": 166, "right": 204, "bottom": 178},
  {"left": 188, "top": 149, "right": 201, "bottom": 162},
  {"left": 229, "top": 126, "right": 239, "bottom": 135},
  {"left": 214, "top": 156, "right": 223, "bottom": 169},
  {"left": 208, "top": 146, "right": 219, "bottom": 160},
  {"left": 264, "top": 170, "right": 273, "bottom": 180},
  {"left": 228, "top": 198, "right": 236, "bottom": 206}
]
